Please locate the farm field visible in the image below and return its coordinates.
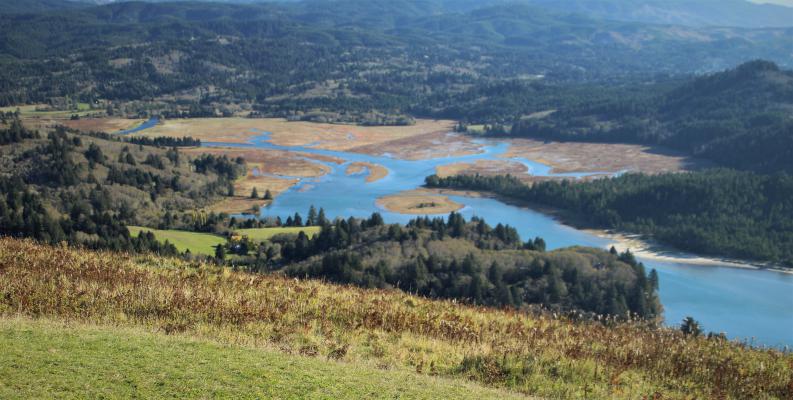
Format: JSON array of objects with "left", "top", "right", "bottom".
[
  {"left": 0, "top": 318, "right": 520, "bottom": 400},
  {"left": 127, "top": 226, "right": 226, "bottom": 256},
  {"left": 2, "top": 105, "right": 138, "bottom": 132},
  {"left": 235, "top": 226, "right": 321, "bottom": 242}
]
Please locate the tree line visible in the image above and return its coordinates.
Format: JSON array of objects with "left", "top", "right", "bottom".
[
  {"left": 426, "top": 170, "right": 793, "bottom": 267},
  {"left": 212, "top": 210, "right": 661, "bottom": 319}
]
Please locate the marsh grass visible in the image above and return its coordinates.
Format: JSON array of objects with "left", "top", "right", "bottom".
[{"left": 0, "top": 238, "right": 790, "bottom": 399}]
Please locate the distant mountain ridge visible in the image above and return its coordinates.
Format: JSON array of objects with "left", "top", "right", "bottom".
[
  {"left": 60, "top": 0, "right": 793, "bottom": 28},
  {"left": 524, "top": 0, "right": 793, "bottom": 28}
]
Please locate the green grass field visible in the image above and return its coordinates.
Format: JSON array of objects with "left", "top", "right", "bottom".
[
  {"left": 127, "top": 226, "right": 323, "bottom": 255},
  {"left": 0, "top": 104, "right": 95, "bottom": 118},
  {"left": 234, "top": 226, "right": 321, "bottom": 242},
  {"left": 128, "top": 227, "right": 226, "bottom": 256},
  {"left": 0, "top": 318, "right": 521, "bottom": 399}
]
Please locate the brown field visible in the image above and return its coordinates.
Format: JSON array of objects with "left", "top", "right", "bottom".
[
  {"left": 345, "top": 162, "right": 389, "bottom": 183},
  {"left": 377, "top": 190, "right": 464, "bottom": 215},
  {"left": 135, "top": 118, "right": 459, "bottom": 157},
  {"left": 350, "top": 131, "right": 483, "bottom": 160},
  {"left": 16, "top": 115, "right": 140, "bottom": 133},
  {"left": 138, "top": 118, "right": 264, "bottom": 144},
  {"left": 15, "top": 115, "right": 708, "bottom": 175},
  {"left": 60, "top": 117, "right": 146, "bottom": 133},
  {"left": 500, "top": 139, "right": 707, "bottom": 174},
  {"left": 182, "top": 147, "right": 334, "bottom": 178},
  {"left": 436, "top": 159, "right": 528, "bottom": 178}
]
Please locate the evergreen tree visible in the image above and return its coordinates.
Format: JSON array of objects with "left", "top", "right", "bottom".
[
  {"left": 681, "top": 316, "right": 703, "bottom": 337},
  {"left": 215, "top": 244, "right": 226, "bottom": 261},
  {"left": 307, "top": 206, "right": 318, "bottom": 226},
  {"left": 317, "top": 208, "right": 329, "bottom": 226}
]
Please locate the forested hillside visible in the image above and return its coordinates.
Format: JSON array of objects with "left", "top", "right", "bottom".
[
  {"left": 523, "top": 0, "right": 793, "bottom": 28},
  {"left": 261, "top": 212, "right": 662, "bottom": 318},
  {"left": 0, "top": 115, "right": 242, "bottom": 251},
  {"left": 1, "top": 0, "right": 792, "bottom": 123},
  {"left": 63, "top": 0, "right": 793, "bottom": 29},
  {"left": 0, "top": 116, "right": 661, "bottom": 318},
  {"left": 507, "top": 61, "right": 793, "bottom": 173},
  {"left": 426, "top": 171, "right": 793, "bottom": 267}
]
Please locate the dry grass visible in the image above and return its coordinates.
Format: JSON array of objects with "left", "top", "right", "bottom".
[
  {"left": 346, "top": 162, "right": 389, "bottom": 183},
  {"left": 136, "top": 118, "right": 456, "bottom": 153},
  {"left": 500, "top": 139, "right": 708, "bottom": 174},
  {"left": 61, "top": 117, "right": 146, "bottom": 133},
  {"left": 137, "top": 118, "right": 265, "bottom": 144},
  {"left": 0, "top": 238, "right": 791, "bottom": 398},
  {"left": 1, "top": 238, "right": 790, "bottom": 399},
  {"left": 437, "top": 159, "right": 529, "bottom": 178},
  {"left": 350, "top": 130, "right": 483, "bottom": 160},
  {"left": 182, "top": 147, "right": 333, "bottom": 178},
  {"left": 128, "top": 117, "right": 472, "bottom": 160}
]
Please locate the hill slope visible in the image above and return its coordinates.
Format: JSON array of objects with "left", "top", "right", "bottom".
[
  {"left": 0, "top": 317, "right": 521, "bottom": 399},
  {"left": 525, "top": 0, "right": 793, "bottom": 28},
  {"left": 0, "top": 238, "right": 790, "bottom": 399},
  {"left": 509, "top": 60, "right": 793, "bottom": 173},
  {"left": 2, "top": 0, "right": 792, "bottom": 121}
]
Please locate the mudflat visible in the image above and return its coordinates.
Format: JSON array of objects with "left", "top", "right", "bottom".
[
  {"left": 500, "top": 139, "right": 707, "bottom": 174},
  {"left": 345, "top": 162, "right": 389, "bottom": 183},
  {"left": 377, "top": 190, "right": 464, "bottom": 215}
]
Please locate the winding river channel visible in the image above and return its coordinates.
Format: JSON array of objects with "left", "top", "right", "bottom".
[{"left": 131, "top": 120, "right": 793, "bottom": 348}]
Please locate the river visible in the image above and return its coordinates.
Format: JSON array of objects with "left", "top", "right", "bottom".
[{"left": 124, "top": 120, "right": 793, "bottom": 348}]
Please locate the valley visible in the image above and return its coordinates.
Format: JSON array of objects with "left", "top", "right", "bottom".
[
  {"left": 46, "top": 113, "right": 790, "bottom": 348},
  {"left": 2, "top": 1, "right": 793, "bottom": 397}
]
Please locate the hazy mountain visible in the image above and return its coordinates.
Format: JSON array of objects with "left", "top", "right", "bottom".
[
  {"left": 62, "top": 0, "right": 793, "bottom": 28},
  {"left": 0, "top": 0, "right": 88, "bottom": 13},
  {"left": 524, "top": 0, "right": 793, "bottom": 28}
]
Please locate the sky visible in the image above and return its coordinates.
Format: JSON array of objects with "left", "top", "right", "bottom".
[{"left": 748, "top": 0, "right": 793, "bottom": 6}]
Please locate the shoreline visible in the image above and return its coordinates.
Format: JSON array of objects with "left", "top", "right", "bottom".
[
  {"left": 425, "top": 187, "right": 793, "bottom": 275},
  {"left": 586, "top": 230, "right": 793, "bottom": 275}
]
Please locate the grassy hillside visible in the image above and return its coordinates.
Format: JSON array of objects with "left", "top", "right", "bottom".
[
  {"left": 128, "top": 226, "right": 226, "bottom": 256},
  {"left": 126, "top": 226, "right": 323, "bottom": 255},
  {"left": 0, "top": 317, "right": 521, "bottom": 399},
  {"left": 0, "top": 238, "right": 789, "bottom": 399}
]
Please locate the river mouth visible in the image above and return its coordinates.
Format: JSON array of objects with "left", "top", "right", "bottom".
[{"left": 123, "top": 117, "right": 792, "bottom": 349}]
